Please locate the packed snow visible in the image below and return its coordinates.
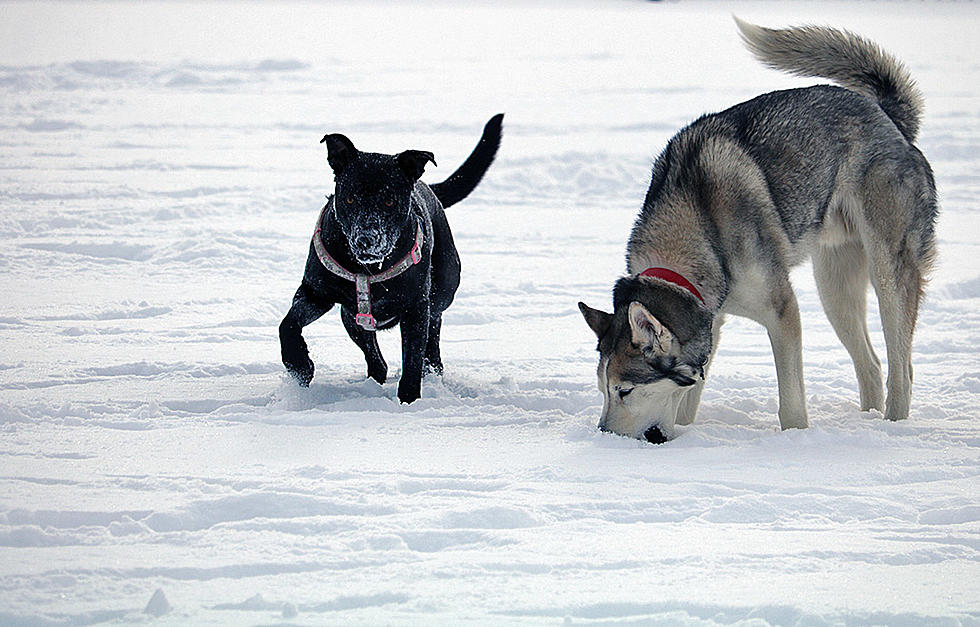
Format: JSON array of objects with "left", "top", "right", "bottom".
[{"left": 1, "top": 1, "right": 978, "bottom": 625}]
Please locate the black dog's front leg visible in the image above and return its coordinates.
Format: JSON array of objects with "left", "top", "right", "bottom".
[
  {"left": 340, "top": 307, "right": 388, "bottom": 384},
  {"left": 397, "top": 300, "right": 430, "bottom": 404},
  {"left": 279, "top": 283, "right": 333, "bottom": 386}
]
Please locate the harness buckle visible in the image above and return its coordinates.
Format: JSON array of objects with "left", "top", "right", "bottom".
[{"left": 355, "top": 313, "right": 376, "bottom": 331}]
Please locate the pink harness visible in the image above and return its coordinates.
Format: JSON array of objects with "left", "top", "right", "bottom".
[{"left": 312, "top": 203, "right": 424, "bottom": 331}]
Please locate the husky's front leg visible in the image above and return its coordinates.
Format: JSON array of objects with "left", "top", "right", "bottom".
[
  {"left": 675, "top": 315, "right": 722, "bottom": 426},
  {"left": 675, "top": 381, "right": 704, "bottom": 426},
  {"left": 764, "top": 284, "right": 808, "bottom": 429},
  {"left": 397, "top": 299, "right": 430, "bottom": 404}
]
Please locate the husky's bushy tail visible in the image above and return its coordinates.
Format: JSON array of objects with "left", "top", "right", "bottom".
[{"left": 734, "top": 17, "right": 923, "bottom": 143}]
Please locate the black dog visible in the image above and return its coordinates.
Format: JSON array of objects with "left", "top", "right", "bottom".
[{"left": 279, "top": 114, "right": 503, "bottom": 403}]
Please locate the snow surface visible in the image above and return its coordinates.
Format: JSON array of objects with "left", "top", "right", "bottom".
[{"left": 1, "top": 1, "right": 978, "bottom": 625}]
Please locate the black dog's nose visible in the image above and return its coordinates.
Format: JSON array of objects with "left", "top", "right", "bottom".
[{"left": 354, "top": 234, "right": 375, "bottom": 250}]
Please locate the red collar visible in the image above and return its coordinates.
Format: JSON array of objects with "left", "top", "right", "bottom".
[{"left": 639, "top": 267, "right": 704, "bottom": 304}]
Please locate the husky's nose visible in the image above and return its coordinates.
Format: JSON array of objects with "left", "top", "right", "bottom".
[
  {"left": 643, "top": 425, "right": 669, "bottom": 444},
  {"left": 599, "top": 421, "right": 669, "bottom": 444}
]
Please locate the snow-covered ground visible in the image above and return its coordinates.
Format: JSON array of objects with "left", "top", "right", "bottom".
[{"left": 1, "top": 1, "right": 978, "bottom": 624}]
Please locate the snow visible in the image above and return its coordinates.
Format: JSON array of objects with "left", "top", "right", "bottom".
[{"left": 1, "top": 0, "right": 978, "bottom": 625}]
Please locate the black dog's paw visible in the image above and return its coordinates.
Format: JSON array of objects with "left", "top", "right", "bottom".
[
  {"left": 423, "top": 359, "right": 444, "bottom": 377},
  {"left": 281, "top": 330, "right": 315, "bottom": 387},
  {"left": 398, "top": 379, "right": 421, "bottom": 404},
  {"left": 286, "top": 359, "right": 315, "bottom": 387},
  {"left": 367, "top": 363, "right": 388, "bottom": 385}
]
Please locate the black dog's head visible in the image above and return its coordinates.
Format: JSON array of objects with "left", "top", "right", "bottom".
[{"left": 320, "top": 134, "right": 436, "bottom": 266}]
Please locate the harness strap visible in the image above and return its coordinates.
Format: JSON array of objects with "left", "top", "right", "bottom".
[{"left": 355, "top": 275, "right": 374, "bottom": 329}]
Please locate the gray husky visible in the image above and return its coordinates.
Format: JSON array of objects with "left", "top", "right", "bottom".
[{"left": 578, "top": 19, "right": 937, "bottom": 443}]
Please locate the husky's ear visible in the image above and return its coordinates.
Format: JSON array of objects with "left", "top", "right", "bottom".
[
  {"left": 397, "top": 150, "right": 436, "bottom": 181},
  {"left": 578, "top": 302, "right": 612, "bottom": 339},
  {"left": 628, "top": 301, "right": 675, "bottom": 353},
  {"left": 320, "top": 134, "right": 358, "bottom": 175}
]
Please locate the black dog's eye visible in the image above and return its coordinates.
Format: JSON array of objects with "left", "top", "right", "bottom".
[
  {"left": 617, "top": 387, "right": 633, "bottom": 400},
  {"left": 385, "top": 198, "right": 393, "bottom": 207},
  {"left": 346, "top": 195, "right": 354, "bottom": 205}
]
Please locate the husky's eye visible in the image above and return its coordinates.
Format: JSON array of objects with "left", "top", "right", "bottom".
[
  {"left": 346, "top": 195, "right": 354, "bottom": 205},
  {"left": 617, "top": 387, "right": 633, "bottom": 400},
  {"left": 670, "top": 374, "right": 697, "bottom": 387}
]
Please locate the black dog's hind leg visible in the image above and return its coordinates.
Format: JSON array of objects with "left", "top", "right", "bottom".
[
  {"left": 279, "top": 284, "right": 333, "bottom": 387},
  {"left": 423, "top": 314, "right": 444, "bottom": 376},
  {"left": 340, "top": 308, "right": 388, "bottom": 384},
  {"left": 425, "top": 213, "right": 459, "bottom": 380},
  {"left": 398, "top": 300, "right": 430, "bottom": 404}
]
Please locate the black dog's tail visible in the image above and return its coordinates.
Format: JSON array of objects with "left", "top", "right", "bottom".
[
  {"left": 430, "top": 113, "right": 503, "bottom": 209},
  {"left": 735, "top": 17, "right": 924, "bottom": 143}
]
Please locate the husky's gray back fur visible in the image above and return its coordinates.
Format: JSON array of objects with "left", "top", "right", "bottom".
[
  {"left": 582, "top": 19, "right": 937, "bottom": 442},
  {"left": 735, "top": 17, "right": 923, "bottom": 142},
  {"left": 628, "top": 20, "right": 935, "bottom": 284}
]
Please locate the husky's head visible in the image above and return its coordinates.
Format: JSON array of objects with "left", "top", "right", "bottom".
[
  {"left": 320, "top": 133, "right": 435, "bottom": 266},
  {"left": 579, "top": 276, "right": 713, "bottom": 443}
]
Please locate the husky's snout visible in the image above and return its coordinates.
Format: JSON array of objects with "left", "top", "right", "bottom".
[{"left": 599, "top": 421, "right": 669, "bottom": 444}]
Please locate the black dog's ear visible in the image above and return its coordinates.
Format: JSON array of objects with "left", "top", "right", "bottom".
[
  {"left": 397, "top": 150, "right": 436, "bottom": 181},
  {"left": 320, "top": 134, "right": 358, "bottom": 175}
]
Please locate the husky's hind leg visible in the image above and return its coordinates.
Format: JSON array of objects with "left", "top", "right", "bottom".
[
  {"left": 861, "top": 163, "right": 936, "bottom": 422},
  {"left": 867, "top": 253, "right": 920, "bottom": 422},
  {"left": 813, "top": 240, "right": 884, "bottom": 412}
]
